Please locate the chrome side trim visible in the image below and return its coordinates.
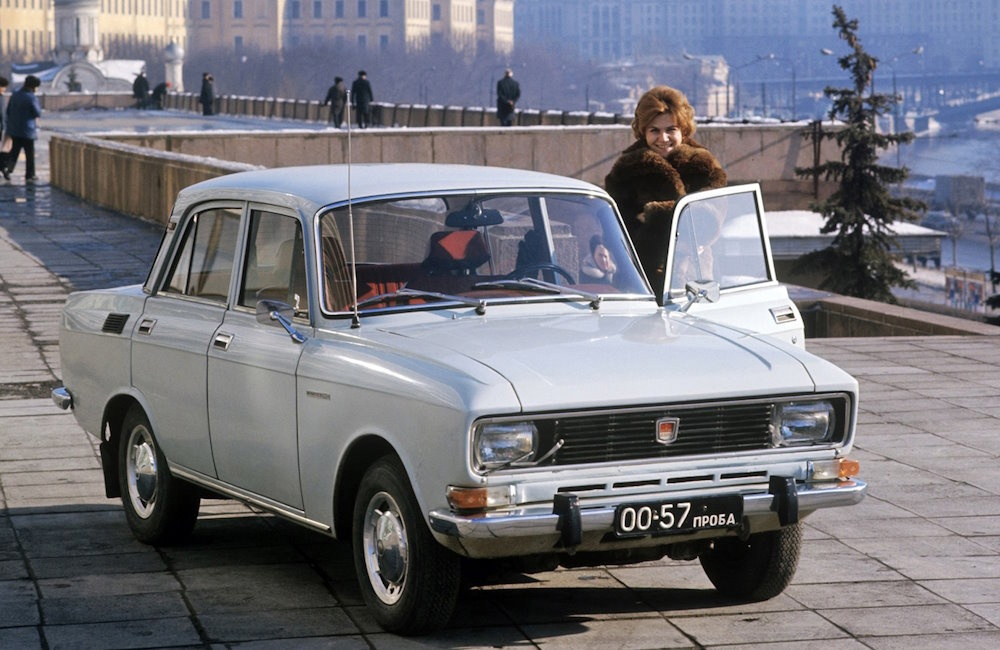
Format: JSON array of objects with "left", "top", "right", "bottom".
[
  {"left": 429, "top": 479, "right": 867, "bottom": 540},
  {"left": 170, "top": 466, "right": 333, "bottom": 534}
]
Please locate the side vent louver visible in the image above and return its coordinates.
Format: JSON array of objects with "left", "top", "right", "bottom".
[{"left": 101, "top": 313, "right": 130, "bottom": 334}]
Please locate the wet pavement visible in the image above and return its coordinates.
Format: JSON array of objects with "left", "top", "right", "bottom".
[{"left": 1, "top": 109, "right": 999, "bottom": 649}]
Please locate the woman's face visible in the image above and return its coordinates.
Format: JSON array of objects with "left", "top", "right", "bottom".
[{"left": 644, "top": 112, "right": 683, "bottom": 157}]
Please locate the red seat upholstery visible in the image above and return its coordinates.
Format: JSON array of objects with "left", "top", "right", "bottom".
[{"left": 424, "top": 230, "right": 490, "bottom": 274}]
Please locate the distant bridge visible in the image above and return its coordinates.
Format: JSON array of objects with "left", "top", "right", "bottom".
[{"left": 744, "top": 70, "right": 1000, "bottom": 124}]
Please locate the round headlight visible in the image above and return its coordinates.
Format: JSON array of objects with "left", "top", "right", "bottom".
[
  {"left": 474, "top": 421, "right": 537, "bottom": 469},
  {"left": 771, "top": 401, "right": 834, "bottom": 447}
]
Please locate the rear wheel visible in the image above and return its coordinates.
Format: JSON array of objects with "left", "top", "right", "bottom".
[
  {"left": 118, "top": 405, "right": 200, "bottom": 545},
  {"left": 353, "top": 455, "right": 460, "bottom": 635},
  {"left": 699, "top": 522, "right": 802, "bottom": 601}
]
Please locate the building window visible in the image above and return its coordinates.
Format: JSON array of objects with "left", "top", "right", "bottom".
[
  {"left": 290, "top": 1, "right": 301, "bottom": 19},
  {"left": 235, "top": 35, "right": 243, "bottom": 54},
  {"left": 234, "top": 0, "right": 243, "bottom": 19},
  {"left": 201, "top": 1, "right": 210, "bottom": 19},
  {"left": 314, "top": 0, "right": 322, "bottom": 17},
  {"left": 380, "top": 34, "right": 388, "bottom": 50},
  {"left": 358, "top": 34, "right": 367, "bottom": 49},
  {"left": 432, "top": 4, "right": 441, "bottom": 21},
  {"left": 335, "top": 1, "right": 344, "bottom": 18},
  {"left": 380, "top": 0, "right": 388, "bottom": 18},
  {"left": 358, "top": 0, "right": 366, "bottom": 18}
]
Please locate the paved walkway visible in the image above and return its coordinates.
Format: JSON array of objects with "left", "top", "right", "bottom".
[{"left": 1, "top": 110, "right": 999, "bottom": 648}]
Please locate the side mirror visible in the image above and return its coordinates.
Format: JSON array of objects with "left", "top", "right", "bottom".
[
  {"left": 681, "top": 280, "right": 721, "bottom": 312},
  {"left": 256, "top": 299, "right": 306, "bottom": 343}
]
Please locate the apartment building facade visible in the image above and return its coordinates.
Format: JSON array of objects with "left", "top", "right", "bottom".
[
  {"left": 515, "top": 0, "right": 1000, "bottom": 72},
  {"left": 0, "top": 0, "right": 513, "bottom": 62}
]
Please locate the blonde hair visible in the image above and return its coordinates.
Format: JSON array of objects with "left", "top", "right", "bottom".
[{"left": 631, "top": 85, "right": 696, "bottom": 141}]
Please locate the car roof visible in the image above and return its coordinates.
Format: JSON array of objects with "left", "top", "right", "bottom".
[{"left": 173, "top": 163, "right": 608, "bottom": 217}]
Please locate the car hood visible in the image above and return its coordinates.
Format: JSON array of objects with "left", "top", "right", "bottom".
[{"left": 375, "top": 310, "right": 820, "bottom": 411}]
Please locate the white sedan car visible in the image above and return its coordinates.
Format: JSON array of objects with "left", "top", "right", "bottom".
[{"left": 54, "top": 164, "right": 865, "bottom": 635}]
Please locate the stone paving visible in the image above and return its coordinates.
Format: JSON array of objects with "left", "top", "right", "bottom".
[{"left": 1, "top": 110, "right": 999, "bottom": 648}]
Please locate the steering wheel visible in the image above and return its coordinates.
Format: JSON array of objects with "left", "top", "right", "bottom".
[{"left": 505, "top": 263, "right": 575, "bottom": 284}]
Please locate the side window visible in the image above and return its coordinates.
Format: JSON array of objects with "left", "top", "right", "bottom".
[
  {"left": 239, "top": 211, "right": 308, "bottom": 317},
  {"left": 163, "top": 208, "right": 241, "bottom": 302},
  {"left": 668, "top": 191, "right": 771, "bottom": 298}
]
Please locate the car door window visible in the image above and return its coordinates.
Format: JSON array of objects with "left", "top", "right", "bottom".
[
  {"left": 163, "top": 208, "right": 241, "bottom": 302},
  {"left": 667, "top": 189, "right": 771, "bottom": 299},
  {"left": 239, "top": 211, "right": 308, "bottom": 317}
]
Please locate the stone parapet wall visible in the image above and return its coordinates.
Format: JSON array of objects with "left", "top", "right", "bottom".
[
  {"left": 49, "top": 134, "right": 261, "bottom": 222},
  {"left": 798, "top": 295, "right": 999, "bottom": 337},
  {"left": 49, "top": 125, "right": 834, "bottom": 228}
]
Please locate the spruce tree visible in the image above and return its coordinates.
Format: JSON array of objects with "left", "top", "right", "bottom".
[{"left": 795, "top": 5, "right": 924, "bottom": 303}]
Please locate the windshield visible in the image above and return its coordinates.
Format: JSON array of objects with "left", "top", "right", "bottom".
[{"left": 318, "top": 192, "right": 648, "bottom": 314}]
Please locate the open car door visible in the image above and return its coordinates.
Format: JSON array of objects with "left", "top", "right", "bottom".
[{"left": 662, "top": 183, "right": 805, "bottom": 348}]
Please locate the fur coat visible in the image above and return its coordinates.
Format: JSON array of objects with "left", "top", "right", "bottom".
[{"left": 604, "top": 139, "right": 727, "bottom": 291}]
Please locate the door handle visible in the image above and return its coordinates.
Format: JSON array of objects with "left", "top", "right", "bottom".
[
  {"left": 213, "top": 332, "right": 234, "bottom": 351},
  {"left": 138, "top": 318, "right": 157, "bottom": 335}
]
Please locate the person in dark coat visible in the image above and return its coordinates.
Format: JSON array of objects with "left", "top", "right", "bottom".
[
  {"left": 350, "top": 70, "right": 374, "bottom": 128},
  {"left": 0, "top": 76, "right": 9, "bottom": 180},
  {"left": 496, "top": 68, "right": 520, "bottom": 126},
  {"left": 604, "top": 85, "right": 727, "bottom": 292},
  {"left": 199, "top": 72, "right": 215, "bottom": 116},
  {"left": 150, "top": 81, "right": 171, "bottom": 110},
  {"left": 132, "top": 71, "right": 150, "bottom": 108},
  {"left": 4, "top": 75, "right": 43, "bottom": 183},
  {"left": 322, "top": 76, "right": 348, "bottom": 127}
]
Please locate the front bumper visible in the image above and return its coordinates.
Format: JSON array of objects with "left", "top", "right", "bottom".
[{"left": 429, "top": 477, "right": 866, "bottom": 557}]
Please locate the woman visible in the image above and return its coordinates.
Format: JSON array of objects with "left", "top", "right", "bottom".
[{"left": 604, "top": 85, "right": 726, "bottom": 291}]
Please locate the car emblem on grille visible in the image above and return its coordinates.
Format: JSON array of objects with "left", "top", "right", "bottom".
[{"left": 655, "top": 417, "right": 680, "bottom": 445}]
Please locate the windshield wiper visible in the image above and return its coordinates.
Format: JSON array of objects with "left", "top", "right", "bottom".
[
  {"left": 355, "top": 287, "right": 487, "bottom": 314},
  {"left": 473, "top": 278, "right": 603, "bottom": 310}
]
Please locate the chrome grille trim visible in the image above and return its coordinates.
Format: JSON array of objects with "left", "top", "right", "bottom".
[{"left": 548, "top": 401, "right": 773, "bottom": 465}]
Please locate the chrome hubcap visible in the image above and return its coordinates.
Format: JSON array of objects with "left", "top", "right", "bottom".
[
  {"left": 363, "top": 491, "right": 408, "bottom": 604},
  {"left": 126, "top": 425, "right": 158, "bottom": 518}
]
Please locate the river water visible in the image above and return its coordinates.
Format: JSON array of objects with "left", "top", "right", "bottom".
[{"left": 888, "top": 114, "right": 1000, "bottom": 273}]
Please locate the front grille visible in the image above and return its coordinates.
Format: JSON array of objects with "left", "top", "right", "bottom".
[{"left": 541, "top": 402, "right": 774, "bottom": 466}]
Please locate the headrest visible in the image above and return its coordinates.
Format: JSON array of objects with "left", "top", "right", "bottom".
[{"left": 425, "top": 230, "right": 490, "bottom": 272}]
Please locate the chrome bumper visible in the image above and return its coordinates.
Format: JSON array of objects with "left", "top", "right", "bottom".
[
  {"left": 52, "top": 386, "right": 73, "bottom": 410},
  {"left": 429, "top": 478, "right": 866, "bottom": 544}
]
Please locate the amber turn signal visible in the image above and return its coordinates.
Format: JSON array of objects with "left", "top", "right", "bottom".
[{"left": 838, "top": 458, "right": 860, "bottom": 478}]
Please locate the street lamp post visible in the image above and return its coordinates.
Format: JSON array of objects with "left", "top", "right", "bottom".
[{"left": 729, "top": 53, "right": 775, "bottom": 118}]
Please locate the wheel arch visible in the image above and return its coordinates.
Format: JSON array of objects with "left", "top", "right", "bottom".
[
  {"left": 332, "top": 434, "right": 398, "bottom": 539},
  {"left": 99, "top": 393, "right": 146, "bottom": 499}
]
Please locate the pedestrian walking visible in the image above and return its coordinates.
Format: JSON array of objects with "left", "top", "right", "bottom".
[
  {"left": 0, "top": 76, "right": 10, "bottom": 181},
  {"left": 132, "top": 71, "right": 150, "bottom": 109},
  {"left": 351, "top": 70, "right": 374, "bottom": 128},
  {"left": 496, "top": 68, "right": 521, "bottom": 127},
  {"left": 323, "top": 76, "right": 348, "bottom": 127},
  {"left": 4, "top": 74, "right": 42, "bottom": 183},
  {"left": 199, "top": 72, "right": 215, "bottom": 116}
]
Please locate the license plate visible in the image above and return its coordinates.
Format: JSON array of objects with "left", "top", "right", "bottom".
[{"left": 613, "top": 495, "right": 743, "bottom": 538}]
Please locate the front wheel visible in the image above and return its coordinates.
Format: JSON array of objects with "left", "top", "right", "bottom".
[
  {"left": 353, "top": 456, "right": 460, "bottom": 635},
  {"left": 699, "top": 522, "right": 802, "bottom": 601},
  {"left": 118, "top": 405, "right": 200, "bottom": 545}
]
